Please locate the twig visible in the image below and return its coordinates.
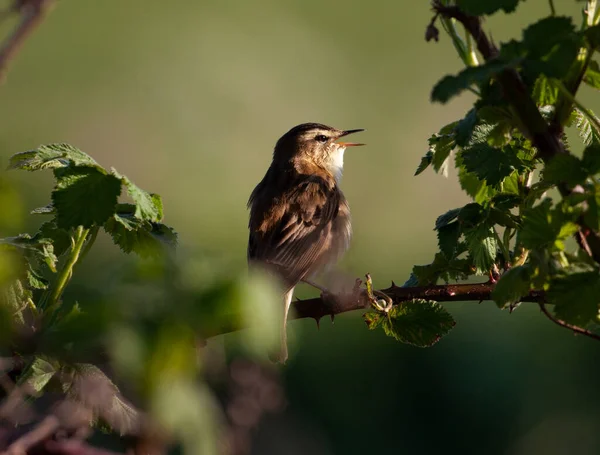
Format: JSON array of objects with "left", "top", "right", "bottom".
[
  {"left": 538, "top": 301, "right": 600, "bottom": 341},
  {"left": 0, "top": 0, "right": 55, "bottom": 83}
]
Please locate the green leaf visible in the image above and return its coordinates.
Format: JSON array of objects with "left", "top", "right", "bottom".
[
  {"left": 430, "top": 135, "right": 455, "bottom": 176},
  {"left": 27, "top": 266, "right": 48, "bottom": 290},
  {"left": 543, "top": 154, "right": 587, "bottom": 185},
  {"left": 0, "top": 234, "right": 58, "bottom": 273},
  {"left": 491, "top": 193, "right": 521, "bottom": 211},
  {"left": 432, "top": 59, "right": 515, "bottom": 103},
  {"left": 491, "top": 266, "right": 531, "bottom": 308},
  {"left": 547, "top": 271, "right": 600, "bottom": 326},
  {"left": 363, "top": 311, "right": 383, "bottom": 329},
  {"left": 456, "top": 0, "right": 520, "bottom": 15},
  {"left": 437, "top": 221, "right": 461, "bottom": 260},
  {"left": 23, "top": 357, "right": 56, "bottom": 393},
  {"left": 381, "top": 300, "right": 455, "bottom": 347},
  {"left": 52, "top": 167, "right": 122, "bottom": 229},
  {"left": 521, "top": 17, "right": 579, "bottom": 79},
  {"left": 414, "top": 151, "right": 433, "bottom": 176},
  {"left": 454, "top": 108, "right": 478, "bottom": 147},
  {"left": 8, "top": 143, "right": 98, "bottom": 171},
  {"left": 583, "top": 60, "right": 600, "bottom": 90},
  {"left": 409, "top": 253, "right": 471, "bottom": 286},
  {"left": 575, "top": 108, "right": 600, "bottom": 147},
  {"left": 532, "top": 74, "right": 559, "bottom": 106},
  {"left": 435, "top": 208, "right": 462, "bottom": 230},
  {"left": 461, "top": 144, "right": 520, "bottom": 185},
  {"left": 112, "top": 171, "right": 163, "bottom": 222},
  {"left": 464, "top": 224, "right": 497, "bottom": 273},
  {"left": 489, "top": 207, "right": 519, "bottom": 228},
  {"left": 519, "top": 199, "right": 578, "bottom": 250},
  {"left": 585, "top": 24, "right": 600, "bottom": 49},
  {"left": 582, "top": 145, "right": 600, "bottom": 175},
  {"left": 0, "top": 263, "right": 29, "bottom": 324},
  {"left": 37, "top": 221, "right": 71, "bottom": 258},
  {"left": 104, "top": 212, "right": 177, "bottom": 258}
]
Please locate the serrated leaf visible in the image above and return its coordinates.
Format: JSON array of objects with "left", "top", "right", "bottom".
[
  {"left": 432, "top": 59, "right": 515, "bottom": 104},
  {"left": 489, "top": 207, "right": 519, "bottom": 228},
  {"left": 429, "top": 133, "right": 455, "bottom": 176},
  {"left": 381, "top": 300, "right": 455, "bottom": 347},
  {"left": 27, "top": 266, "right": 48, "bottom": 290},
  {"left": 456, "top": 0, "right": 520, "bottom": 15},
  {"left": 435, "top": 208, "right": 462, "bottom": 230},
  {"left": 491, "top": 193, "right": 521, "bottom": 211},
  {"left": 583, "top": 60, "right": 600, "bottom": 90},
  {"left": 52, "top": 167, "right": 122, "bottom": 229},
  {"left": 363, "top": 311, "right": 383, "bottom": 329},
  {"left": 582, "top": 145, "right": 600, "bottom": 175},
  {"left": 414, "top": 151, "right": 433, "bottom": 176},
  {"left": 23, "top": 357, "right": 56, "bottom": 392},
  {"left": 522, "top": 16, "right": 576, "bottom": 55},
  {"left": 532, "top": 74, "right": 559, "bottom": 106},
  {"left": 585, "top": 24, "right": 600, "bottom": 49},
  {"left": 112, "top": 171, "right": 163, "bottom": 222},
  {"left": 104, "top": 212, "right": 177, "bottom": 258},
  {"left": 547, "top": 271, "right": 600, "bottom": 326},
  {"left": 455, "top": 108, "right": 478, "bottom": 147},
  {"left": 491, "top": 266, "right": 531, "bottom": 308},
  {"left": 461, "top": 144, "right": 520, "bottom": 185},
  {"left": 0, "top": 234, "right": 58, "bottom": 273},
  {"left": 543, "top": 154, "right": 587, "bottom": 185},
  {"left": 437, "top": 221, "right": 461, "bottom": 260},
  {"left": 37, "top": 221, "right": 71, "bottom": 258},
  {"left": 465, "top": 224, "right": 497, "bottom": 274},
  {"left": 519, "top": 199, "right": 578, "bottom": 250},
  {"left": 575, "top": 108, "right": 600, "bottom": 147},
  {"left": 8, "top": 143, "right": 98, "bottom": 171}
]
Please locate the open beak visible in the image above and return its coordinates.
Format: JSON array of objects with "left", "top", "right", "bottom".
[{"left": 336, "top": 129, "right": 365, "bottom": 147}]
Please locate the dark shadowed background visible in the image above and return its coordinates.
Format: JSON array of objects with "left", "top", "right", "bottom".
[{"left": 1, "top": 1, "right": 599, "bottom": 454}]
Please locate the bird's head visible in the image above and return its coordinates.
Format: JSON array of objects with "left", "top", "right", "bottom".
[{"left": 273, "top": 123, "right": 364, "bottom": 182}]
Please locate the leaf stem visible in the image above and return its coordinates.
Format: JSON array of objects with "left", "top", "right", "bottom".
[
  {"left": 548, "top": 0, "right": 556, "bottom": 16},
  {"left": 554, "top": 79, "right": 600, "bottom": 133},
  {"left": 78, "top": 225, "right": 98, "bottom": 262},
  {"left": 44, "top": 226, "right": 89, "bottom": 314}
]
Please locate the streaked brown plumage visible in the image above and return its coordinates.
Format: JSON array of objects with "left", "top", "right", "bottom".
[{"left": 247, "top": 123, "right": 363, "bottom": 363}]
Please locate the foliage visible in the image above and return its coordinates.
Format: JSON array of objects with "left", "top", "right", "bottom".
[
  {"left": 0, "top": 144, "right": 281, "bottom": 453},
  {"left": 391, "top": 0, "right": 600, "bottom": 342}
]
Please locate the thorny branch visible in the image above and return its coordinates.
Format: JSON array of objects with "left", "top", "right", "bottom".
[
  {"left": 0, "top": 0, "right": 55, "bottom": 83},
  {"left": 431, "top": 1, "right": 600, "bottom": 265},
  {"left": 290, "top": 281, "right": 545, "bottom": 324}
]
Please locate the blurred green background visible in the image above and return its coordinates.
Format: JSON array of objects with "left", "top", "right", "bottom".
[{"left": 1, "top": 1, "right": 600, "bottom": 454}]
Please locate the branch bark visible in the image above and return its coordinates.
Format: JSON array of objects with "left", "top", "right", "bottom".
[
  {"left": 0, "top": 0, "right": 55, "bottom": 83},
  {"left": 290, "top": 281, "right": 545, "bottom": 323}
]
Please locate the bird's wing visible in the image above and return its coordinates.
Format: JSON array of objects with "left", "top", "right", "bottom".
[{"left": 248, "top": 175, "right": 340, "bottom": 291}]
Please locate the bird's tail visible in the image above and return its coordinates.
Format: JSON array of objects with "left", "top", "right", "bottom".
[{"left": 269, "top": 288, "right": 294, "bottom": 364}]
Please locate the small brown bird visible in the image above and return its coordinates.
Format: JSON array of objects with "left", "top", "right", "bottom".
[{"left": 247, "top": 123, "right": 364, "bottom": 363}]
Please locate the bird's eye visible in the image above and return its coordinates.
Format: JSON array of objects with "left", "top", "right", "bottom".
[{"left": 315, "top": 135, "right": 328, "bottom": 143}]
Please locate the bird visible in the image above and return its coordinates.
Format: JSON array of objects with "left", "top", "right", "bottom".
[{"left": 247, "top": 123, "right": 364, "bottom": 363}]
